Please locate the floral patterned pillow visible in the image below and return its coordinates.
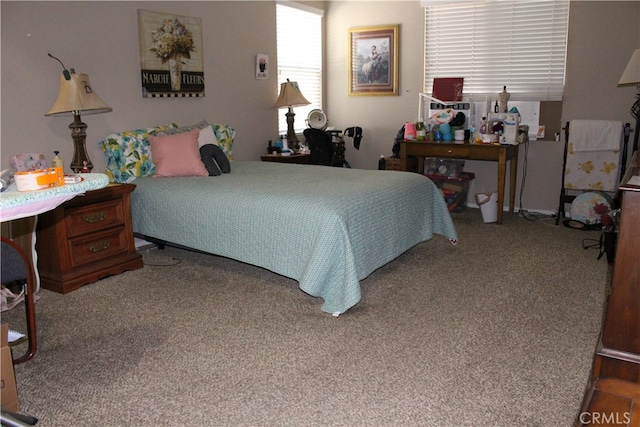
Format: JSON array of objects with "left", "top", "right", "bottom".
[
  {"left": 99, "top": 124, "right": 176, "bottom": 183},
  {"left": 211, "top": 124, "right": 235, "bottom": 161}
]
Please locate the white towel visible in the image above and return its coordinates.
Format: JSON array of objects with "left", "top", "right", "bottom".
[{"left": 570, "top": 120, "right": 622, "bottom": 152}]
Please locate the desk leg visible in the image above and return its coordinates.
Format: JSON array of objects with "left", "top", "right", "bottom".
[
  {"left": 497, "top": 151, "right": 506, "bottom": 225},
  {"left": 509, "top": 153, "right": 518, "bottom": 215},
  {"left": 399, "top": 143, "right": 407, "bottom": 171}
]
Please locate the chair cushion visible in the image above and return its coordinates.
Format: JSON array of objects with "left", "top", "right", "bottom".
[{"left": 1, "top": 241, "right": 27, "bottom": 283}]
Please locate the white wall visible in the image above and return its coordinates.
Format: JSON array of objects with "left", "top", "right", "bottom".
[
  {"left": 324, "top": 1, "right": 639, "bottom": 213},
  {"left": 1, "top": 1, "right": 281, "bottom": 173}
]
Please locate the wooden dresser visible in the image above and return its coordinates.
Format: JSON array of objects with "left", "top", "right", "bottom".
[
  {"left": 576, "top": 151, "right": 640, "bottom": 426},
  {"left": 35, "top": 183, "right": 143, "bottom": 294}
]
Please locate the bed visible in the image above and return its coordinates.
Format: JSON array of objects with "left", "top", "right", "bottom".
[{"left": 99, "top": 124, "right": 458, "bottom": 315}]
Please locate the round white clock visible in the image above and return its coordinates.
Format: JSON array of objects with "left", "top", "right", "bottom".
[{"left": 307, "top": 109, "right": 328, "bottom": 130}]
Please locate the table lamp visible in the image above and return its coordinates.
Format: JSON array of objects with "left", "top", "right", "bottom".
[
  {"left": 273, "top": 79, "right": 311, "bottom": 146},
  {"left": 45, "top": 59, "right": 112, "bottom": 173},
  {"left": 618, "top": 48, "right": 640, "bottom": 153}
]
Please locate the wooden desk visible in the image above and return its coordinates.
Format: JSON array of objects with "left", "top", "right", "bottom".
[{"left": 399, "top": 141, "right": 519, "bottom": 224}]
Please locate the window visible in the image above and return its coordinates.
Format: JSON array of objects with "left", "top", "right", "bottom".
[
  {"left": 423, "top": 0, "right": 569, "bottom": 101},
  {"left": 276, "top": 2, "right": 323, "bottom": 135}
]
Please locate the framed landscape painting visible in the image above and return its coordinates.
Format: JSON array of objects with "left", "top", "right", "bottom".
[{"left": 348, "top": 25, "right": 399, "bottom": 96}]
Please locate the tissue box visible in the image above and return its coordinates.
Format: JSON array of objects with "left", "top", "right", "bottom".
[{"left": 1, "top": 323, "right": 19, "bottom": 412}]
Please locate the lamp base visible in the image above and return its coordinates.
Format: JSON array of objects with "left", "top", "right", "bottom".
[
  {"left": 69, "top": 113, "right": 93, "bottom": 173},
  {"left": 285, "top": 107, "right": 299, "bottom": 147}
]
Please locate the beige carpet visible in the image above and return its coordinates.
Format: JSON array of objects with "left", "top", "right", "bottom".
[{"left": 3, "top": 209, "right": 609, "bottom": 426}]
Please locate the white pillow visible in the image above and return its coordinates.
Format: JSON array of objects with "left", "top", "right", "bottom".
[{"left": 198, "top": 125, "right": 218, "bottom": 148}]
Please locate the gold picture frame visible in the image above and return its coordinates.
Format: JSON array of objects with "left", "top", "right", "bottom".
[{"left": 348, "top": 25, "right": 399, "bottom": 96}]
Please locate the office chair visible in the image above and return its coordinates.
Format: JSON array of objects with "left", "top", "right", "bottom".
[
  {"left": 303, "top": 128, "right": 353, "bottom": 168},
  {"left": 304, "top": 128, "right": 335, "bottom": 166},
  {"left": 1, "top": 237, "right": 37, "bottom": 364}
]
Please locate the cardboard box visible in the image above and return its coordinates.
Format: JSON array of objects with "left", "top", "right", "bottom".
[
  {"left": 426, "top": 172, "right": 475, "bottom": 213},
  {"left": 384, "top": 156, "right": 418, "bottom": 172},
  {"left": 1, "top": 323, "right": 19, "bottom": 412}
]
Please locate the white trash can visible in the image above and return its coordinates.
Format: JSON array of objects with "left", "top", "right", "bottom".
[{"left": 475, "top": 192, "right": 498, "bottom": 223}]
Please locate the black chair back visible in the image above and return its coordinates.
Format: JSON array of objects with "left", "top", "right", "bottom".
[{"left": 303, "top": 128, "right": 334, "bottom": 166}]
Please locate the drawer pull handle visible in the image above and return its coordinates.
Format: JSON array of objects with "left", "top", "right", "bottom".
[
  {"left": 88, "top": 241, "right": 110, "bottom": 252},
  {"left": 83, "top": 212, "right": 107, "bottom": 223}
]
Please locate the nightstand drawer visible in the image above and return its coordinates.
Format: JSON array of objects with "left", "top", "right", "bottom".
[
  {"left": 68, "top": 227, "right": 128, "bottom": 268},
  {"left": 65, "top": 199, "right": 125, "bottom": 238}
]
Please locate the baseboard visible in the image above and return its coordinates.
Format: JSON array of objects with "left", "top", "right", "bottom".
[{"left": 466, "top": 203, "right": 555, "bottom": 217}]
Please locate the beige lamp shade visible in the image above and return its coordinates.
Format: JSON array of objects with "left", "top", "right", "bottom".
[
  {"left": 45, "top": 72, "right": 112, "bottom": 116},
  {"left": 273, "top": 79, "right": 311, "bottom": 109},
  {"left": 618, "top": 49, "right": 640, "bottom": 86}
]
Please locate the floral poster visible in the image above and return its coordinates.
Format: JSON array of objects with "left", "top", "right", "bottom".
[{"left": 138, "top": 9, "right": 204, "bottom": 97}]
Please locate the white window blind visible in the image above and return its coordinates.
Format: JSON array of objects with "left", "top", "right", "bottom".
[
  {"left": 424, "top": 0, "right": 569, "bottom": 101},
  {"left": 276, "top": 2, "right": 323, "bottom": 135}
]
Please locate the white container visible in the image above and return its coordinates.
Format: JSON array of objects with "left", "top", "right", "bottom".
[
  {"left": 14, "top": 170, "right": 50, "bottom": 191},
  {"left": 475, "top": 192, "right": 498, "bottom": 223},
  {"left": 14, "top": 167, "right": 64, "bottom": 191}
]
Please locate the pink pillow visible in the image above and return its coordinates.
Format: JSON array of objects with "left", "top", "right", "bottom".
[{"left": 149, "top": 129, "right": 209, "bottom": 177}]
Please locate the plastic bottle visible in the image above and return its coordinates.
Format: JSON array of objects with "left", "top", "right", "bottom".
[
  {"left": 479, "top": 117, "right": 487, "bottom": 135},
  {"left": 415, "top": 120, "right": 426, "bottom": 141},
  {"left": 404, "top": 122, "right": 416, "bottom": 141},
  {"left": 378, "top": 155, "right": 386, "bottom": 170},
  {"left": 52, "top": 151, "right": 64, "bottom": 171},
  {"left": 281, "top": 136, "right": 291, "bottom": 155}
]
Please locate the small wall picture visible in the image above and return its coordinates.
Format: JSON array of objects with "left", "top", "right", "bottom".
[{"left": 256, "top": 54, "right": 269, "bottom": 80}]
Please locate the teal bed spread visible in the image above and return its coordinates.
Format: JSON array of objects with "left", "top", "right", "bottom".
[{"left": 130, "top": 161, "right": 457, "bottom": 314}]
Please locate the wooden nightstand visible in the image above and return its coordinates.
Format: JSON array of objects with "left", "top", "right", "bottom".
[
  {"left": 261, "top": 153, "right": 311, "bottom": 164},
  {"left": 35, "top": 183, "right": 143, "bottom": 294}
]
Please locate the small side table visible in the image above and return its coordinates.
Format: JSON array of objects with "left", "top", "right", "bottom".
[
  {"left": 260, "top": 153, "right": 311, "bottom": 164},
  {"left": 35, "top": 183, "right": 143, "bottom": 294}
]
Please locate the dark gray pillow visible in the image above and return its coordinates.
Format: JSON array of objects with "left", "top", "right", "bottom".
[{"left": 200, "top": 144, "right": 231, "bottom": 176}]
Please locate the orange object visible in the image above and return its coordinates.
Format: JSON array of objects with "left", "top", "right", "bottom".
[{"left": 14, "top": 167, "right": 64, "bottom": 191}]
